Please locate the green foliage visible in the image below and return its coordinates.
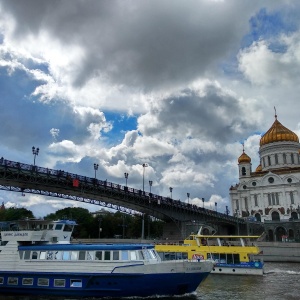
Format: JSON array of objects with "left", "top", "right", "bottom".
[{"left": 0, "top": 207, "right": 34, "bottom": 221}]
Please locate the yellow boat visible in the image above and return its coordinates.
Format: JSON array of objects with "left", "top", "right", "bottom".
[{"left": 155, "top": 231, "right": 264, "bottom": 275}]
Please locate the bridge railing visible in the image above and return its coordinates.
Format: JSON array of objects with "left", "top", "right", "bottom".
[{"left": 0, "top": 157, "right": 245, "bottom": 223}]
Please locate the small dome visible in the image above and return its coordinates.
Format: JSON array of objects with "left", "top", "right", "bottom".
[
  {"left": 255, "top": 164, "right": 262, "bottom": 172},
  {"left": 238, "top": 151, "right": 251, "bottom": 164},
  {"left": 260, "top": 116, "right": 299, "bottom": 146}
]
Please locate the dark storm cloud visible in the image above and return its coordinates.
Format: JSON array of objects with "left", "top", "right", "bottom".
[
  {"left": 140, "top": 83, "right": 260, "bottom": 144},
  {"left": 0, "top": 0, "right": 266, "bottom": 90}
]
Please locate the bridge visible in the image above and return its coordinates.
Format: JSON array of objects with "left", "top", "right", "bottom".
[{"left": 0, "top": 158, "right": 264, "bottom": 239}]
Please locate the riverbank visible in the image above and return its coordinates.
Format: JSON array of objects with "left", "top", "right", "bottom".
[{"left": 256, "top": 241, "right": 300, "bottom": 262}]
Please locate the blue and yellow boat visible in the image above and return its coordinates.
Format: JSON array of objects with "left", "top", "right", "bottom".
[{"left": 155, "top": 231, "right": 264, "bottom": 275}]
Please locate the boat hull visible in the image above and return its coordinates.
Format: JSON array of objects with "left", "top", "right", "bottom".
[
  {"left": 211, "top": 261, "right": 264, "bottom": 275},
  {"left": 0, "top": 270, "right": 211, "bottom": 297}
]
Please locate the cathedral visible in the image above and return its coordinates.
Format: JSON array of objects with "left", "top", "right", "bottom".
[{"left": 230, "top": 113, "right": 300, "bottom": 229}]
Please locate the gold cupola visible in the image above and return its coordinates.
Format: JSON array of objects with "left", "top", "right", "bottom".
[
  {"left": 255, "top": 164, "right": 262, "bottom": 172},
  {"left": 238, "top": 150, "right": 251, "bottom": 164},
  {"left": 260, "top": 114, "right": 299, "bottom": 146}
]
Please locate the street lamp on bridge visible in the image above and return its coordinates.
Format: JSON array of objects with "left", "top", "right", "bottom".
[
  {"left": 187, "top": 193, "right": 190, "bottom": 204},
  {"left": 202, "top": 197, "right": 205, "bottom": 208},
  {"left": 124, "top": 172, "right": 129, "bottom": 187},
  {"left": 94, "top": 163, "right": 99, "bottom": 179},
  {"left": 32, "top": 146, "right": 39, "bottom": 166},
  {"left": 149, "top": 180, "right": 153, "bottom": 193},
  {"left": 169, "top": 187, "right": 173, "bottom": 199},
  {"left": 142, "top": 163, "right": 148, "bottom": 192}
]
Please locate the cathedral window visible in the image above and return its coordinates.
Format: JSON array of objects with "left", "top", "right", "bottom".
[
  {"left": 268, "top": 193, "right": 279, "bottom": 205},
  {"left": 275, "top": 193, "right": 279, "bottom": 205},
  {"left": 275, "top": 154, "right": 278, "bottom": 164},
  {"left": 268, "top": 194, "right": 271, "bottom": 206},
  {"left": 254, "top": 194, "right": 258, "bottom": 206},
  {"left": 263, "top": 157, "right": 265, "bottom": 168},
  {"left": 290, "top": 192, "right": 294, "bottom": 204},
  {"left": 291, "top": 153, "right": 294, "bottom": 164},
  {"left": 236, "top": 200, "right": 239, "bottom": 210},
  {"left": 283, "top": 153, "right": 287, "bottom": 164},
  {"left": 268, "top": 156, "right": 271, "bottom": 166},
  {"left": 242, "top": 167, "right": 246, "bottom": 176},
  {"left": 245, "top": 197, "right": 248, "bottom": 210},
  {"left": 271, "top": 193, "right": 275, "bottom": 205}
]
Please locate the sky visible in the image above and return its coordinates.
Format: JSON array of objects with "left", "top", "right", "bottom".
[{"left": 0, "top": 0, "right": 300, "bottom": 218}]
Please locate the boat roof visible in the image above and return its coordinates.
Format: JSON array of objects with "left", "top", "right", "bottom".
[
  {"left": 189, "top": 235, "right": 261, "bottom": 239},
  {"left": 19, "top": 243, "right": 155, "bottom": 251}
]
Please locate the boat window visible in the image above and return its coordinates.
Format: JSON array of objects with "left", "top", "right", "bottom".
[
  {"left": 87, "top": 251, "right": 94, "bottom": 260},
  {"left": 55, "top": 251, "right": 62, "bottom": 260},
  {"left": 0, "top": 277, "right": 3, "bottom": 284},
  {"left": 62, "top": 251, "right": 70, "bottom": 260},
  {"left": 19, "top": 251, "right": 23, "bottom": 259},
  {"left": 32, "top": 251, "right": 38, "bottom": 260},
  {"left": 129, "top": 250, "right": 137, "bottom": 260},
  {"left": 104, "top": 251, "right": 111, "bottom": 261},
  {"left": 121, "top": 250, "right": 129, "bottom": 260},
  {"left": 24, "top": 251, "right": 30, "bottom": 260},
  {"left": 43, "top": 224, "right": 48, "bottom": 229},
  {"left": 54, "top": 279, "right": 65, "bottom": 287},
  {"left": 47, "top": 251, "right": 54, "bottom": 260},
  {"left": 95, "top": 251, "right": 102, "bottom": 260},
  {"left": 165, "top": 252, "right": 176, "bottom": 260},
  {"left": 138, "top": 250, "right": 144, "bottom": 260},
  {"left": 233, "top": 254, "right": 240, "bottom": 264},
  {"left": 149, "top": 250, "right": 157, "bottom": 259},
  {"left": 22, "top": 278, "right": 33, "bottom": 285},
  {"left": 55, "top": 224, "right": 63, "bottom": 230},
  {"left": 8, "top": 277, "right": 18, "bottom": 285},
  {"left": 113, "top": 251, "right": 119, "bottom": 260},
  {"left": 79, "top": 251, "right": 86, "bottom": 260},
  {"left": 70, "top": 279, "right": 82, "bottom": 288},
  {"left": 211, "top": 253, "right": 219, "bottom": 262},
  {"left": 39, "top": 251, "right": 46, "bottom": 260},
  {"left": 71, "top": 251, "right": 78, "bottom": 260},
  {"left": 49, "top": 224, "right": 54, "bottom": 230},
  {"left": 220, "top": 254, "right": 226, "bottom": 263},
  {"left": 63, "top": 224, "right": 73, "bottom": 232},
  {"left": 227, "top": 254, "right": 234, "bottom": 264},
  {"left": 38, "top": 278, "right": 49, "bottom": 286}
]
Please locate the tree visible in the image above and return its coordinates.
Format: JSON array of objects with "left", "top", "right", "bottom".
[{"left": 0, "top": 207, "right": 34, "bottom": 221}]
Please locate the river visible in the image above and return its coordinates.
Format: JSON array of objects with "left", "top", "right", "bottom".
[{"left": 0, "top": 262, "right": 298, "bottom": 300}]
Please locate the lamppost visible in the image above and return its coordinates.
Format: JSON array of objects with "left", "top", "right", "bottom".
[
  {"left": 215, "top": 202, "right": 217, "bottom": 212},
  {"left": 169, "top": 187, "right": 173, "bottom": 199},
  {"left": 149, "top": 180, "right": 153, "bottom": 193},
  {"left": 202, "top": 197, "right": 205, "bottom": 208},
  {"left": 32, "top": 146, "right": 39, "bottom": 166},
  {"left": 225, "top": 206, "right": 229, "bottom": 215},
  {"left": 141, "top": 213, "right": 145, "bottom": 239},
  {"left": 142, "top": 163, "right": 148, "bottom": 192},
  {"left": 187, "top": 193, "right": 190, "bottom": 204},
  {"left": 124, "top": 172, "right": 129, "bottom": 187},
  {"left": 94, "top": 163, "right": 99, "bottom": 179}
]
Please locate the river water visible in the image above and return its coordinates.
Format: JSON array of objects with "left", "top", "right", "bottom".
[{"left": 0, "top": 262, "right": 298, "bottom": 300}]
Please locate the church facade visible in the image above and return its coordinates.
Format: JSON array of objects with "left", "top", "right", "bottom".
[{"left": 229, "top": 114, "right": 300, "bottom": 240}]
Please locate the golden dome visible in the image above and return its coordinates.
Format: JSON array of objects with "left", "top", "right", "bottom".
[
  {"left": 260, "top": 116, "right": 299, "bottom": 146},
  {"left": 238, "top": 151, "right": 251, "bottom": 164},
  {"left": 255, "top": 164, "right": 262, "bottom": 172}
]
